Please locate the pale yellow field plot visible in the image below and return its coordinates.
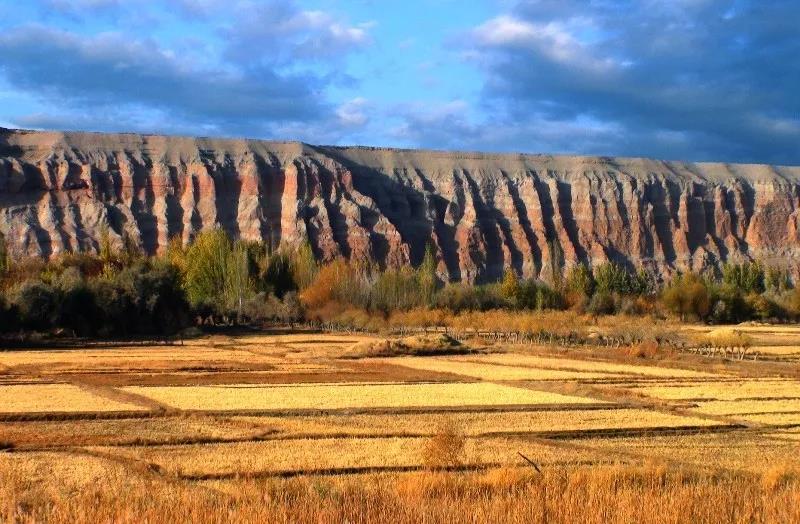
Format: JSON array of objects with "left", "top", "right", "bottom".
[
  {"left": 461, "top": 353, "right": 720, "bottom": 379},
  {"left": 692, "top": 399, "right": 800, "bottom": 416},
  {"left": 0, "top": 347, "right": 280, "bottom": 368},
  {"left": 0, "top": 384, "right": 145, "bottom": 413},
  {"left": 236, "top": 408, "right": 721, "bottom": 438},
  {"left": 94, "top": 436, "right": 605, "bottom": 477},
  {"left": 0, "top": 451, "right": 134, "bottom": 492},
  {"left": 751, "top": 346, "right": 800, "bottom": 360},
  {"left": 737, "top": 413, "right": 800, "bottom": 425},
  {"left": 768, "top": 429, "right": 800, "bottom": 441},
  {"left": 382, "top": 357, "right": 615, "bottom": 381},
  {"left": 0, "top": 416, "right": 273, "bottom": 448},
  {"left": 122, "top": 382, "right": 600, "bottom": 411},
  {"left": 633, "top": 380, "right": 800, "bottom": 401},
  {"left": 579, "top": 432, "right": 800, "bottom": 472}
]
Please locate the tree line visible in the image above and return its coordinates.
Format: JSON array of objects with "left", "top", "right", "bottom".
[{"left": 1, "top": 229, "right": 799, "bottom": 337}]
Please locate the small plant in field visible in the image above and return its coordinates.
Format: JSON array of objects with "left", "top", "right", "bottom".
[
  {"left": 761, "top": 464, "right": 798, "bottom": 491},
  {"left": 625, "top": 339, "right": 659, "bottom": 359},
  {"left": 422, "top": 420, "right": 465, "bottom": 469}
]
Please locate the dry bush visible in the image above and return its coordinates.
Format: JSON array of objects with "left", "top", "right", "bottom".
[
  {"left": 698, "top": 328, "right": 752, "bottom": 349},
  {"left": 422, "top": 420, "right": 466, "bottom": 469},
  {"left": 346, "top": 333, "right": 464, "bottom": 358},
  {"left": 624, "top": 339, "right": 660, "bottom": 359}
]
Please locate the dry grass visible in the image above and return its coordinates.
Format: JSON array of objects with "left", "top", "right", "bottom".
[
  {"left": 3, "top": 329, "right": 800, "bottom": 522},
  {"left": 232, "top": 408, "right": 720, "bottom": 438},
  {"left": 384, "top": 356, "right": 617, "bottom": 381},
  {"left": 121, "top": 382, "right": 599, "bottom": 411},
  {"left": 1, "top": 463, "right": 798, "bottom": 523},
  {"left": 692, "top": 399, "right": 800, "bottom": 416},
  {"left": 462, "top": 353, "right": 720, "bottom": 378},
  {"left": 577, "top": 432, "right": 800, "bottom": 472},
  {"left": 634, "top": 379, "right": 800, "bottom": 401},
  {"left": 0, "top": 384, "right": 145, "bottom": 413},
  {"left": 737, "top": 413, "right": 800, "bottom": 425},
  {"left": 93, "top": 435, "right": 604, "bottom": 477},
  {"left": 769, "top": 429, "right": 800, "bottom": 441},
  {"left": 0, "top": 416, "right": 275, "bottom": 448}
]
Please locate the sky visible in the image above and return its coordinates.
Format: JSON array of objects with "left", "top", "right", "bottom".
[{"left": 0, "top": 0, "right": 797, "bottom": 164}]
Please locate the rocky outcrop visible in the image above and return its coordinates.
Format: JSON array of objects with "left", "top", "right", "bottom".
[{"left": 2, "top": 128, "right": 800, "bottom": 282}]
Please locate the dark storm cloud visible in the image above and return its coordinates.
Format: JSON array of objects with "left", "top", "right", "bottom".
[
  {"left": 0, "top": 1, "right": 374, "bottom": 137},
  {"left": 464, "top": 0, "right": 800, "bottom": 163}
]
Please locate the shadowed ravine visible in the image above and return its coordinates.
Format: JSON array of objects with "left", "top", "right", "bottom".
[{"left": 2, "top": 128, "right": 800, "bottom": 282}]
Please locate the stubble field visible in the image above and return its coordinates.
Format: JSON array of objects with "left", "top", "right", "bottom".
[{"left": 1, "top": 325, "right": 799, "bottom": 522}]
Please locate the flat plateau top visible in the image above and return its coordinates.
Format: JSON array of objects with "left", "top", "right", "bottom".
[{"left": 2, "top": 127, "right": 799, "bottom": 183}]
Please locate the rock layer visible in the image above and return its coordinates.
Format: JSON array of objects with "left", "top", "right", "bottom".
[{"left": 2, "top": 128, "right": 800, "bottom": 282}]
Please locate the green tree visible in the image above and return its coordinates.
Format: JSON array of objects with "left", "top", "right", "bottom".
[
  {"left": 722, "top": 261, "right": 765, "bottom": 294},
  {"left": 12, "top": 281, "right": 58, "bottom": 331},
  {"left": 416, "top": 244, "right": 439, "bottom": 306},
  {"left": 263, "top": 250, "right": 296, "bottom": 297},
  {"left": 500, "top": 268, "right": 520, "bottom": 307},
  {"left": 661, "top": 273, "right": 710, "bottom": 321},
  {"left": 565, "top": 264, "right": 594, "bottom": 297},
  {"left": 546, "top": 238, "right": 564, "bottom": 288},
  {"left": 593, "top": 262, "right": 632, "bottom": 295},
  {"left": 183, "top": 229, "right": 231, "bottom": 309},
  {"left": 289, "top": 241, "right": 318, "bottom": 290},
  {"left": 224, "top": 241, "right": 254, "bottom": 319},
  {"left": 765, "top": 265, "right": 792, "bottom": 293},
  {"left": 0, "top": 232, "right": 8, "bottom": 277}
]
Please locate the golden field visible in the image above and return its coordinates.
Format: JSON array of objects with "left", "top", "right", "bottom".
[
  {"left": 1, "top": 327, "right": 799, "bottom": 522},
  {"left": 120, "top": 382, "right": 601, "bottom": 411},
  {"left": 0, "top": 384, "right": 145, "bottom": 413}
]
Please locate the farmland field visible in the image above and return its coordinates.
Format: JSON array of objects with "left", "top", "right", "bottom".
[{"left": 1, "top": 327, "right": 799, "bottom": 522}]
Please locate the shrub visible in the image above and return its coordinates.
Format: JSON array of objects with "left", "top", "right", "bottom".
[
  {"left": 434, "top": 283, "right": 507, "bottom": 312},
  {"left": 0, "top": 291, "right": 18, "bottom": 332},
  {"left": 422, "top": 420, "right": 465, "bottom": 469},
  {"left": 111, "top": 261, "right": 189, "bottom": 335},
  {"left": 301, "top": 259, "right": 356, "bottom": 309},
  {"left": 243, "top": 291, "right": 304, "bottom": 324},
  {"left": 12, "top": 280, "right": 58, "bottom": 331},
  {"left": 745, "top": 292, "right": 780, "bottom": 320},
  {"left": 587, "top": 292, "right": 616, "bottom": 315}
]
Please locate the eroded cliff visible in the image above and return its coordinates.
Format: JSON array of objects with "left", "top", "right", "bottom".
[{"left": 2, "top": 128, "right": 800, "bottom": 282}]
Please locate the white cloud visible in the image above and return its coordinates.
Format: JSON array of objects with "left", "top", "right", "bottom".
[
  {"left": 472, "top": 15, "right": 617, "bottom": 73},
  {"left": 336, "top": 98, "right": 370, "bottom": 127},
  {"left": 225, "top": 2, "right": 374, "bottom": 63}
]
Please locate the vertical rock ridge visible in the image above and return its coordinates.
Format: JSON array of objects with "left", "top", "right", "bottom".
[{"left": 2, "top": 129, "right": 800, "bottom": 281}]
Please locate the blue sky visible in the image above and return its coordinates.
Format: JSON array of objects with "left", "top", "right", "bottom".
[{"left": 0, "top": 0, "right": 798, "bottom": 164}]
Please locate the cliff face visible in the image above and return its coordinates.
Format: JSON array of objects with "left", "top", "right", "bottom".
[{"left": 2, "top": 128, "right": 800, "bottom": 282}]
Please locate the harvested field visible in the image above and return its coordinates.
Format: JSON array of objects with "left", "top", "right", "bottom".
[
  {"left": 0, "top": 384, "right": 145, "bottom": 413},
  {"left": 0, "top": 416, "right": 276, "bottom": 449},
  {"left": 121, "top": 382, "right": 600, "bottom": 411},
  {"left": 382, "top": 357, "right": 617, "bottom": 381},
  {"left": 93, "top": 436, "right": 608, "bottom": 478},
  {"left": 232, "top": 408, "right": 723, "bottom": 439},
  {"left": 693, "top": 399, "right": 800, "bottom": 416},
  {"left": 576, "top": 432, "right": 800, "bottom": 472},
  {"left": 634, "top": 379, "right": 800, "bottom": 401},
  {"left": 738, "top": 412, "right": 800, "bottom": 425},
  {"left": 458, "top": 353, "right": 721, "bottom": 378},
  {"left": 2, "top": 328, "right": 800, "bottom": 522}
]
